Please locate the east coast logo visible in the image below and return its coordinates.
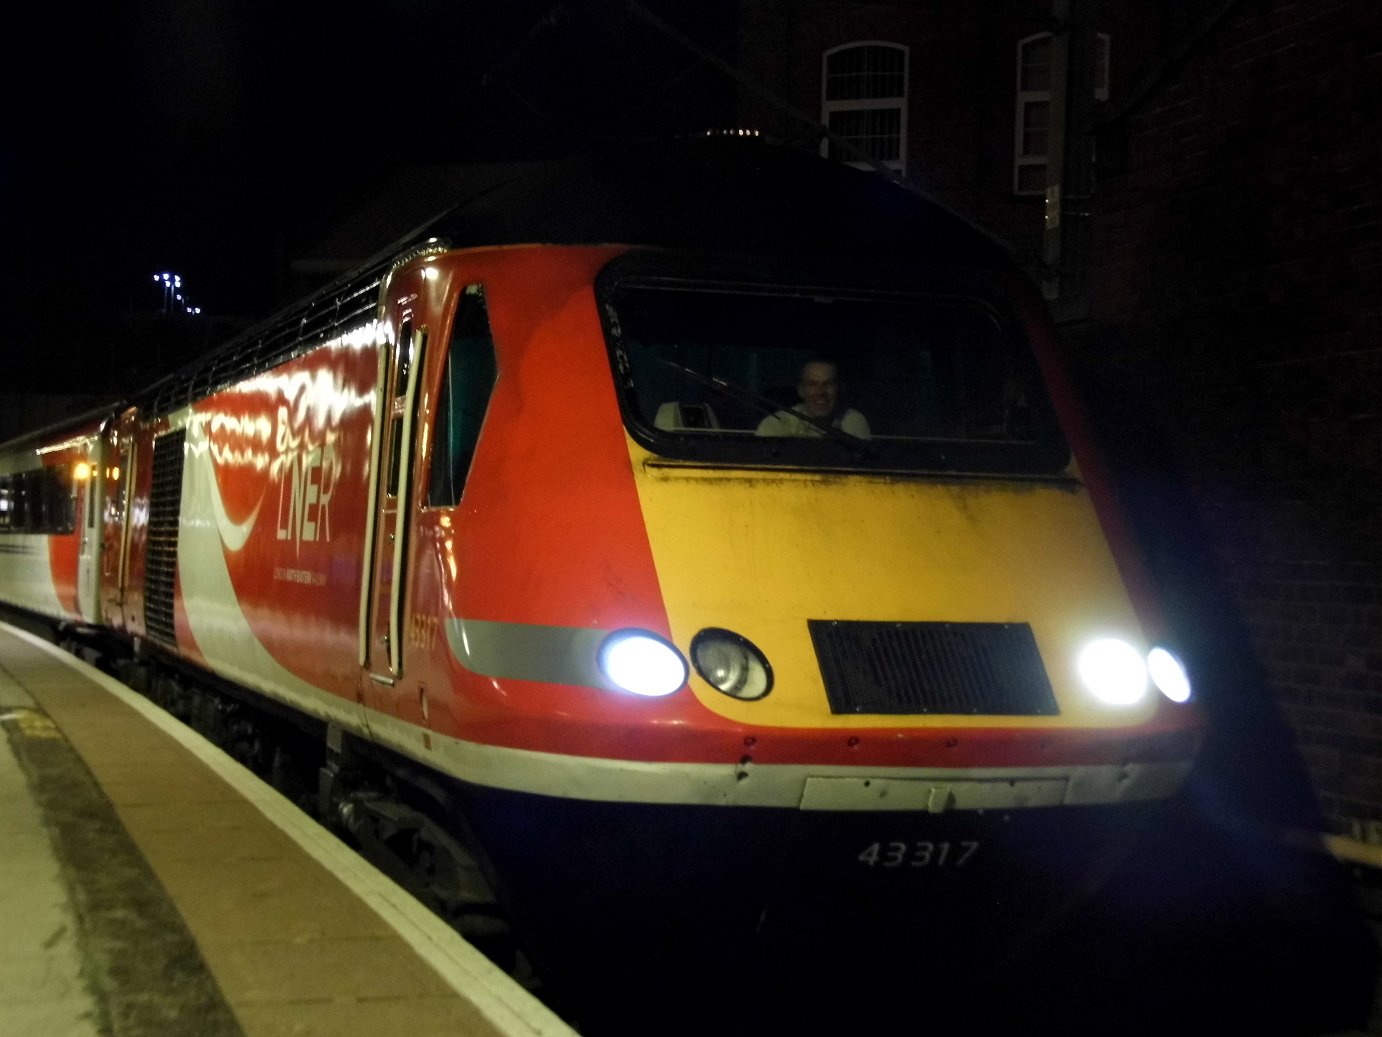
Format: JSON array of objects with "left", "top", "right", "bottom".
[
  {"left": 274, "top": 404, "right": 339, "bottom": 555},
  {"left": 201, "top": 330, "right": 380, "bottom": 564}
]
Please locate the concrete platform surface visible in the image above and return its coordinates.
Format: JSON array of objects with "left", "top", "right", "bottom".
[{"left": 0, "top": 623, "right": 577, "bottom": 1037}]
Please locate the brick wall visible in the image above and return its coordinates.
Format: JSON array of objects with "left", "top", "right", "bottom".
[
  {"left": 1081, "top": 0, "right": 1382, "bottom": 838},
  {"left": 735, "top": 1, "right": 1200, "bottom": 279}
]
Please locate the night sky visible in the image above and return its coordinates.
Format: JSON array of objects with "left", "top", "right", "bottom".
[{"left": 1, "top": 1, "right": 735, "bottom": 391}]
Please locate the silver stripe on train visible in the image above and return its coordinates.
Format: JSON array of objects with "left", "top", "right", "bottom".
[{"left": 445, "top": 617, "right": 613, "bottom": 690}]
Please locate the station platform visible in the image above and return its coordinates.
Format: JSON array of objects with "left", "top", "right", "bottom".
[
  {"left": 0, "top": 622, "right": 577, "bottom": 1037},
  {"left": 4, "top": 617, "right": 1381, "bottom": 1037}
]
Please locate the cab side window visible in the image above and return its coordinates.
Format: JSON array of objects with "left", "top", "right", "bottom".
[{"left": 427, "top": 285, "right": 498, "bottom": 507}]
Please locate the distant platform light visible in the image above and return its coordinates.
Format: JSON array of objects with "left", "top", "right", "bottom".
[{"left": 152, "top": 271, "right": 201, "bottom": 316}]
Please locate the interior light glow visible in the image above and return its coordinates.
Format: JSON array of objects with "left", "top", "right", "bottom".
[
  {"left": 1148, "top": 647, "right": 1193, "bottom": 703},
  {"left": 1077, "top": 638, "right": 1148, "bottom": 706},
  {"left": 598, "top": 630, "right": 687, "bottom": 697},
  {"left": 73, "top": 462, "right": 92, "bottom": 481}
]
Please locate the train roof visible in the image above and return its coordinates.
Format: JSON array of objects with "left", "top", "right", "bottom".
[
  {"left": 414, "top": 135, "right": 1018, "bottom": 267},
  {"left": 0, "top": 403, "right": 115, "bottom": 457},
  {"left": 139, "top": 136, "right": 1025, "bottom": 416}
]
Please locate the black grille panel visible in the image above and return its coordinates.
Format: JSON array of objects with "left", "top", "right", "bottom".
[
  {"left": 145, "top": 430, "right": 186, "bottom": 646},
  {"left": 808, "top": 620, "right": 1059, "bottom": 716}
]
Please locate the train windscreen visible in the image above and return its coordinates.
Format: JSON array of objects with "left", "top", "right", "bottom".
[{"left": 600, "top": 273, "right": 1071, "bottom": 476}]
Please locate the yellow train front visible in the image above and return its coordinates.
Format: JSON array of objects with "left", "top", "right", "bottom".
[{"left": 378, "top": 140, "right": 1204, "bottom": 1028}]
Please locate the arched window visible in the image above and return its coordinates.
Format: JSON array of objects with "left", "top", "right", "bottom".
[
  {"left": 821, "top": 42, "right": 908, "bottom": 172},
  {"left": 1014, "top": 32, "right": 1110, "bottom": 195}
]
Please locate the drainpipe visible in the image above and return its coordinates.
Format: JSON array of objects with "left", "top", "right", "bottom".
[{"left": 1043, "top": 0, "right": 1100, "bottom": 321}]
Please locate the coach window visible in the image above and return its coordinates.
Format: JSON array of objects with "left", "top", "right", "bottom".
[
  {"left": 0, "top": 467, "right": 75, "bottom": 534},
  {"left": 47, "top": 467, "right": 76, "bottom": 534},
  {"left": 24, "top": 471, "right": 42, "bottom": 530},
  {"left": 20, "top": 470, "right": 39, "bottom": 531},
  {"left": 11, "top": 472, "right": 32, "bottom": 530},
  {"left": 427, "top": 285, "right": 497, "bottom": 507}
]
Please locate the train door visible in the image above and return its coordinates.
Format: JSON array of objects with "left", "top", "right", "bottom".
[
  {"left": 100, "top": 407, "right": 139, "bottom": 633},
  {"left": 76, "top": 433, "right": 105, "bottom": 623},
  {"left": 364, "top": 285, "right": 429, "bottom": 687}
]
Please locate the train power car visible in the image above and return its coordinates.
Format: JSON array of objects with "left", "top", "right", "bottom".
[{"left": 0, "top": 136, "right": 1205, "bottom": 1032}]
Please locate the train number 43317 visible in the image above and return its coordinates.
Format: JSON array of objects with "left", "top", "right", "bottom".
[{"left": 857, "top": 840, "right": 980, "bottom": 868}]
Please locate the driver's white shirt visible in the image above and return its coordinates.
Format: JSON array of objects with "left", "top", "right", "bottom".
[{"left": 755, "top": 405, "right": 871, "bottom": 439}]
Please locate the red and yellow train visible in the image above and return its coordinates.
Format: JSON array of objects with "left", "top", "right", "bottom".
[{"left": 1, "top": 137, "right": 1204, "bottom": 1031}]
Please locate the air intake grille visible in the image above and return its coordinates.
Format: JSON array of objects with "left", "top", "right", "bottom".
[
  {"left": 145, "top": 429, "right": 186, "bottom": 646},
  {"left": 808, "top": 620, "right": 1059, "bottom": 716}
]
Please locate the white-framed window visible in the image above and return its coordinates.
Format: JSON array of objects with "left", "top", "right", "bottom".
[
  {"left": 1014, "top": 32, "right": 1110, "bottom": 195},
  {"left": 820, "top": 41, "right": 908, "bottom": 172}
]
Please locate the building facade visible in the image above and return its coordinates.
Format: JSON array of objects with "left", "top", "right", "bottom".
[
  {"left": 1084, "top": 0, "right": 1382, "bottom": 846},
  {"left": 734, "top": 1, "right": 1199, "bottom": 278}
]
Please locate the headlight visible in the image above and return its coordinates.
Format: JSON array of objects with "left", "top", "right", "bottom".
[
  {"left": 1148, "top": 646, "right": 1192, "bottom": 703},
  {"left": 690, "top": 629, "right": 773, "bottom": 700},
  {"left": 597, "top": 630, "right": 687, "bottom": 697},
  {"left": 1077, "top": 638, "right": 1147, "bottom": 705}
]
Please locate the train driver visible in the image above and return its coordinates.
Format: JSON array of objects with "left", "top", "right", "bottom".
[{"left": 755, "top": 358, "right": 871, "bottom": 439}]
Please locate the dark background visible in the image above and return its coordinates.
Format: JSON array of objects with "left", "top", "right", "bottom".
[{"left": 1, "top": 0, "right": 737, "bottom": 394}]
